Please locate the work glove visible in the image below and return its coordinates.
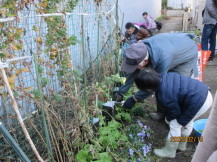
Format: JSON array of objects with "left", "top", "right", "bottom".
[
  {"left": 123, "top": 96, "right": 136, "bottom": 109},
  {"left": 112, "top": 91, "right": 123, "bottom": 102}
]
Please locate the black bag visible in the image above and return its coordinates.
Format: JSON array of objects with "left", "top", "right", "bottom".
[
  {"left": 155, "top": 21, "right": 163, "bottom": 30},
  {"left": 202, "top": 9, "right": 205, "bottom": 17}
]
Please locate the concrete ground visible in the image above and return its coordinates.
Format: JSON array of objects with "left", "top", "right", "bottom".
[
  {"left": 158, "top": 16, "right": 217, "bottom": 119},
  {"left": 158, "top": 16, "right": 183, "bottom": 33}
]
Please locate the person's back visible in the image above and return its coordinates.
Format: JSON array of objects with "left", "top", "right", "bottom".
[
  {"left": 142, "top": 33, "right": 198, "bottom": 75},
  {"left": 156, "top": 73, "right": 208, "bottom": 125},
  {"left": 136, "top": 28, "right": 151, "bottom": 41},
  {"left": 203, "top": 0, "right": 217, "bottom": 25}
]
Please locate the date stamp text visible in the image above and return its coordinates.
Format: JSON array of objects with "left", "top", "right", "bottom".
[{"left": 170, "top": 136, "right": 203, "bottom": 142}]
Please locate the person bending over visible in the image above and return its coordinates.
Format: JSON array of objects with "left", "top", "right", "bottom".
[
  {"left": 124, "top": 22, "right": 139, "bottom": 44},
  {"left": 142, "top": 12, "right": 157, "bottom": 35},
  {"left": 136, "top": 28, "right": 151, "bottom": 41},
  {"left": 135, "top": 68, "right": 213, "bottom": 158},
  {"left": 113, "top": 33, "right": 198, "bottom": 120}
]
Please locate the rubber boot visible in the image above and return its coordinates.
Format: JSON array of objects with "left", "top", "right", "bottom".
[
  {"left": 177, "top": 141, "right": 187, "bottom": 151},
  {"left": 154, "top": 139, "right": 179, "bottom": 158},
  {"left": 177, "top": 135, "right": 188, "bottom": 151},
  {"left": 178, "top": 132, "right": 189, "bottom": 151},
  {"left": 149, "top": 112, "right": 165, "bottom": 120}
]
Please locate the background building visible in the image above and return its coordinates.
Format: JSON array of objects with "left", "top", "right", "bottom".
[
  {"left": 118, "top": 0, "right": 162, "bottom": 31},
  {"left": 167, "top": 0, "right": 194, "bottom": 9}
]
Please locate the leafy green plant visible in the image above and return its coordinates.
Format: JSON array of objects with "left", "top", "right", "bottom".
[
  {"left": 130, "top": 105, "right": 146, "bottom": 117},
  {"left": 115, "top": 105, "right": 132, "bottom": 122},
  {"left": 30, "top": 90, "right": 42, "bottom": 100},
  {"left": 75, "top": 120, "right": 128, "bottom": 162},
  {"left": 0, "top": 26, "right": 24, "bottom": 59},
  {"left": 115, "top": 112, "right": 132, "bottom": 122},
  {"left": 95, "top": 73, "right": 126, "bottom": 101},
  {"left": 1, "top": 0, "right": 18, "bottom": 17},
  {"left": 123, "top": 87, "right": 135, "bottom": 101},
  {"left": 41, "top": 77, "right": 49, "bottom": 87},
  {"left": 155, "top": 16, "right": 165, "bottom": 21},
  {"left": 162, "top": 0, "right": 167, "bottom": 8}
]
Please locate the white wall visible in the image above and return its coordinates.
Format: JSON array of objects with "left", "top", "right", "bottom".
[
  {"left": 118, "top": 0, "right": 162, "bottom": 31},
  {"left": 166, "top": 10, "right": 185, "bottom": 17},
  {"left": 168, "top": 0, "right": 194, "bottom": 9},
  {"left": 191, "top": 0, "right": 205, "bottom": 30}
]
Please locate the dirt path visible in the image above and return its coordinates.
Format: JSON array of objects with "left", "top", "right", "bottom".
[{"left": 158, "top": 17, "right": 183, "bottom": 33}]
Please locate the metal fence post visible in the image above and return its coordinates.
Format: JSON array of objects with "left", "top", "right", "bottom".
[{"left": 0, "top": 122, "right": 31, "bottom": 162}]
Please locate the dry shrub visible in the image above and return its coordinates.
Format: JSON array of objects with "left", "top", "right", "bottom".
[{"left": 44, "top": 94, "right": 94, "bottom": 162}]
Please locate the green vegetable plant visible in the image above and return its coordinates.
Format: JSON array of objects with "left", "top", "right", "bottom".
[{"left": 76, "top": 119, "right": 128, "bottom": 162}]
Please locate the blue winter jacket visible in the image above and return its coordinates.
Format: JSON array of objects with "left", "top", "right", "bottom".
[
  {"left": 156, "top": 73, "right": 209, "bottom": 126},
  {"left": 142, "top": 33, "right": 198, "bottom": 75}
]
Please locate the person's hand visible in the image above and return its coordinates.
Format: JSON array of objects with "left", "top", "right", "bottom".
[
  {"left": 112, "top": 91, "right": 123, "bottom": 102},
  {"left": 122, "top": 36, "right": 126, "bottom": 43},
  {"left": 123, "top": 96, "right": 136, "bottom": 109}
]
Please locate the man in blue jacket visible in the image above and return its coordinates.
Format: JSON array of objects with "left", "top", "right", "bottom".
[
  {"left": 113, "top": 33, "right": 198, "bottom": 120},
  {"left": 135, "top": 68, "right": 213, "bottom": 158}
]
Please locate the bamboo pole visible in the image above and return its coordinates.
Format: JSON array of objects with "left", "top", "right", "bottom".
[
  {"left": 121, "top": 13, "right": 125, "bottom": 33},
  {"left": 0, "top": 68, "right": 44, "bottom": 162},
  {"left": 81, "top": 15, "right": 87, "bottom": 108},
  {"left": 96, "top": 5, "right": 100, "bottom": 81},
  {"left": 33, "top": 15, "right": 53, "bottom": 159},
  {"left": 115, "top": 0, "right": 120, "bottom": 73},
  {"left": 31, "top": 50, "right": 52, "bottom": 160}
]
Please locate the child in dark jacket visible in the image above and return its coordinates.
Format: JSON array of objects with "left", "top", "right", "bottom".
[{"left": 135, "top": 68, "right": 213, "bottom": 158}]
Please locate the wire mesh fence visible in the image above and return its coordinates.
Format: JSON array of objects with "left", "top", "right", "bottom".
[{"left": 0, "top": 0, "right": 119, "bottom": 160}]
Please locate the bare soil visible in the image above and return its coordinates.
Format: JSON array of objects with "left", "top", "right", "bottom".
[{"left": 137, "top": 114, "right": 197, "bottom": 162}]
